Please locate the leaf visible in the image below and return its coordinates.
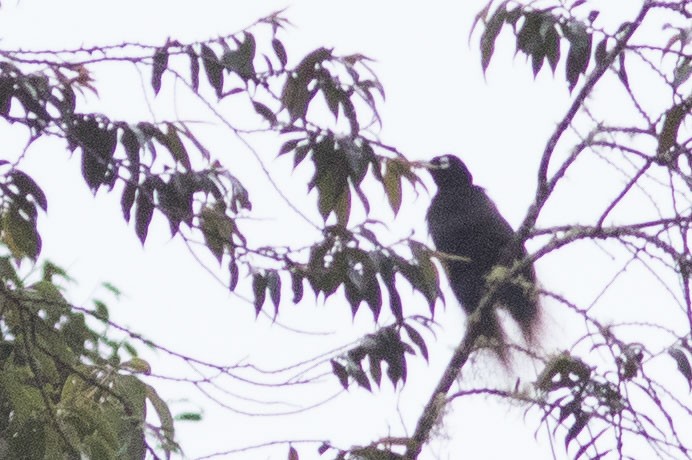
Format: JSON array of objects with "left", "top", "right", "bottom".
[
  {"left": 200, "top": 206, "right": 234, "bottom": 263},
  {"left": 668, "top": 347, "right": 692, "bottom": 387},
  {"left": 134, "top": 182, "right": 155, "bottom": 245},
  {"left": 544, "top": 22, "right": 561, "bottom": 72},
  {"left": 229, "top": 258, "right": 239, "bottom": 291},
  {"left": 290, "top": 270, "right": 304, "bottom": 303},
  {"left": 2, "top": 205, "right": 42, "bottom": 260},
  {"left": 334, "top": 188, "right": 351, "bottom": 226},
  {"left": 331, "top": 360, "right": 349, "bottom": 389},
  {"left": 9, "top": 169, "right": 47, "bottom": 211},
  {"left": 266, "top": 269, "right": 282, "bottom": 315},
  {"left": 564, "top": 22, "right": 592, "bottom": 92},
  {"left": 404, "top": 324, "right": 429, "bottom": 361},
  {"left": 565, "top": 413, "right": 590, "bottom": 448},
  {"left": 288, "top": 446, "right": 299, "bottom": 460},
  {"left": 221, "top": 33, "right": 256, "bottom": 80},
  {"left": 480, "top": 2, "right": 508, "bottom": 73},
  {"left": 383, "top": 160, "right": 403, "bottom": 215},
  {"left": 74, "top": 117, "right": 118, "bottom": 192},
  {"left": 186, "top": 46, "right": 200, "bottom": 92},
  {"left": 278, "top": 138, "right": 301, "bottom": 157},
  {"left": 201, "top": 44, "right": 224, "bottom": 98},
  {"left": 145, "top": 383, "right": 177, "bottom": 456},
  {"left": 657, "top": 98, "right": 691, "bottom": 158},
  {"left": 164, "top": 123, "right": 192, "bottom": 170},
  {"left": 272, "top": 38, "right": 288, "bottom": 67},
  {"left": 253, "top": 272, "right": 268, "bottom": 315},
  {"left": 281, "top": 74, "right": 316, "bottom": 122},
  {"left": 151, "top": 46, "right": 169, "bottom": 95},
  {"left": 369, "top": 355, "right": 382, "bottom": 387},
  {"left": 253, "top": 101, "right": 277, "bottom": 125}
]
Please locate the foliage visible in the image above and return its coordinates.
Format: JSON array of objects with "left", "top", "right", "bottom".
[
  {"left": 0, "top": 259, "right": 175, "bottom": 458},
  {"left": 0, "top": 0, "right": 690, "bottom": 459}
]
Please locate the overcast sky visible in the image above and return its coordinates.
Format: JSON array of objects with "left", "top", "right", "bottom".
[{"left": 0, "top": 1, "right": 682, "bottom": 459}]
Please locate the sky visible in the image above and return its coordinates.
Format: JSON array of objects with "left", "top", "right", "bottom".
[{"left": 0, "top": 1, "right": 688, "bottom": 459}]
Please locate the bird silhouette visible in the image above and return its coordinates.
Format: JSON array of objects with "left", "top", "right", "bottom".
[{"left": 425, "top": 154, "right": 539, "bottom": 358}]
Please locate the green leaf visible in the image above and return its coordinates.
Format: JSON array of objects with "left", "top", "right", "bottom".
[
  {"left": 2, "top": 205, "right": 42, "bottom": 260},
  {"left": 200, "top": 206, "right": 234, "bottom": 264},
  {"left": 164, "top": 123, "right": 192, "bottom": 170},
  {"left": 175, "top": 412, "right": 202, "bottom": 422},
  {"left": 383, "top": 159, "right": 403, "bottom": 215}
]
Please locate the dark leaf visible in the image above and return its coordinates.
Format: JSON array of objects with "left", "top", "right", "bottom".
[
  {"left": 164, "top": 123, "right": 192, "bottom": 170},
  {"left": 282, "top": 74, "right": 316, "bottom": 122},
  {"left": 381, "top": 263, "right": 403, "bottom": 323},
  {"left": 351, "top": 363, "right": 372, "bottom": 392},
  {"left": 544, "top": 23, "right": 561, "bottom": 72},
  {"left": 151, "top": 46, "right": 169, "bottom": 95},
  {"left": 267, "top": 269, "right": 282, "bottom": 315},
  {"left": 222, "top": 33, "right": 256, "bottom": 80},
  {"left": 480, "top": 2, "right": 508, "bottom": 72},
  {"left": 330, "top": 360, "right": 349, "bottom": 389},
  {"left": 565, "top": 413, "right": 590, "bottom": 448},
  {"left": 291, "top": 270, "right": 304, "bottom": 303},
  {"left": 272, "top": 38, "right": 288, "bottom": 68},
  {"left": 74, "top": 117, "right": 118, "bottom": 192},
  {"left": 295, "top": 47, "right": 332, "bottom": 77},
  {"left": 253, "top": 272, "right": 268, "bottom": 315},
  {"left": 403, "top": 324, "right": 429, "bottom": 361},
  {"left": 668, "top": 347, "right": 692, "bottom": 387},
  {"left": 253, "top": 101, "right": 277, "bottom": 125},
  {"left": 229, "top": 259, "right": 239, "bottom": 291},
  {"left": 0, "top": 76, "right": 14, "bottom": 117},
  {"left": 288, "top": 446, "right": 299, "bottom": 460},
  {"left": 369, "top": 355, "right": 382, "bottom": 387},
  {"left": 317, "top": 443, "right": 330, "bottom": 455},
  {"left": 121, "top": 182, "right": 137, "bottom": 222},
  {"left": 201, "top": 44, "right": 224, "bottom": 98},
  {"left": 186, "top": 46, "right": 200, "bottom": 92},
  {"left": 9, "top": 169, "right": 47, "bottom": 211},
  {"left": 134, "top": 179, "right": 156, "bottom": 244},
  {"left": 564, "top": 23, "right": 592, "bottom": 92},
  {"left": 657, "top": 98, "right": 691, "bottom": 158},
  {"left": 278, "top": 138, "right": 301, "bottom": 157}
]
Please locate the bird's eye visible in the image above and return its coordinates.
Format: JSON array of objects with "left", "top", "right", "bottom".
[{"left": 438, "top": 156, "right": 451, "bottom": 169}]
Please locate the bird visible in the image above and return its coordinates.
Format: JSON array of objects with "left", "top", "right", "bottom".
[{"left": 425, "top": 154, "right": 539, "bottom": 359}]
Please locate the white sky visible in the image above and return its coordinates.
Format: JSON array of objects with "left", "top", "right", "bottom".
[{"left": 0, "top": 1, "right": 688, "bottom": 459}]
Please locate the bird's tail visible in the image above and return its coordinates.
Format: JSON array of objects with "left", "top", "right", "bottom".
[{"left": 469, "top": 307, "right": 510, "bottom": 365}]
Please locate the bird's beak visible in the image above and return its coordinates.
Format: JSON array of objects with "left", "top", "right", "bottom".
[{"left": 410, "top": 160, "right": 437, "bottom": 170}]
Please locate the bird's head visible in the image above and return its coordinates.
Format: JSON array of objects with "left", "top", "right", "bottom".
[{"left": 427, "top": 154, "right": 473, "bottom": 189}]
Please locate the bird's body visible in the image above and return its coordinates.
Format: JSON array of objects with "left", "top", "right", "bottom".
[{"left": 426, "top": 155, "right": 539, "bottom": 355}]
